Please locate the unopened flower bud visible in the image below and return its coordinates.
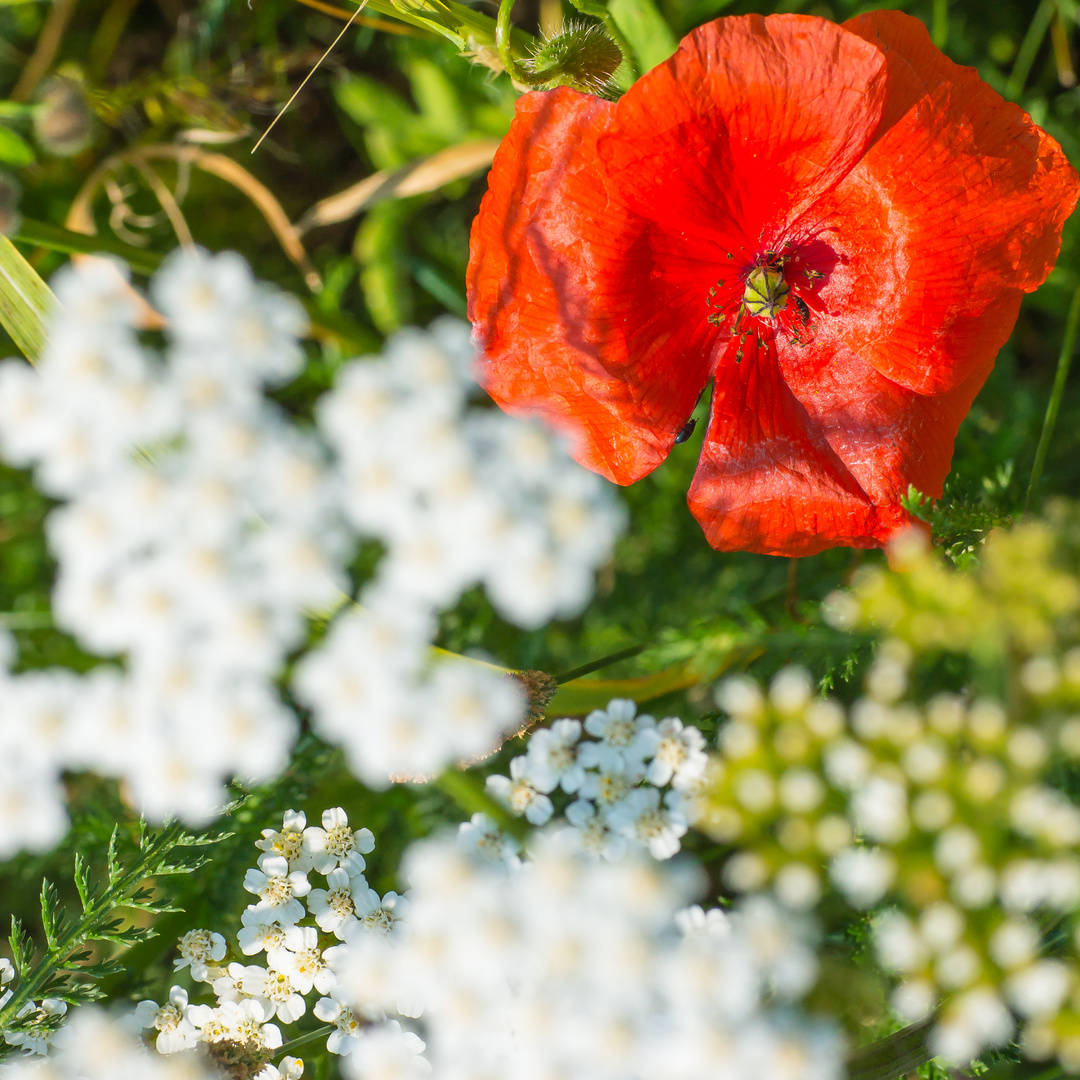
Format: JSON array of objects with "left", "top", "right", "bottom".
[
  {"left": 34, "top": 76, "right": 93, "bottom": 157},
  {"left": 0, "top": 171, "right": 20, "bottom": 236},
  {"left": 526, "top": 22, "right": 623, "bottom": 95}
]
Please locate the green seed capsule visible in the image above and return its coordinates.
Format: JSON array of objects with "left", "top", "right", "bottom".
[{"left": 742, "top": 265, "right": 789, "bottom": 319}]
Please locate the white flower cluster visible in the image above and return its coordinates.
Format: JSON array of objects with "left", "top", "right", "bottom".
[
  {"left": 1, "top": 990, "right": 67, "bottom": 1057},
  {"left": 333, "top": 830, "right": 841, "bottom": 1080},
  {"left": 0, "top": 254, "right": 336, "bottom": 833},
  {"left": 0, "top": 1007, "right": 223, "bottom": 1080},
  {"left": 293, "top": 324, "right": 624, "bottom": 786},
  {"left": 484, "top": 699, "right": 707, "bottom": 860},
  {"left": 0, "top": 249, "right": 624, "bottom": 848},
  {"left": 703, "top": 653, "right": 1080, "bottom": 1069},
  {"left": 136, "top": 807, "right": 415, "bottom": 1071}
]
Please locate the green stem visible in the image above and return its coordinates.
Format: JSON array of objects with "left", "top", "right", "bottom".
[
  {"left": 13, "top": 217, "right": 164, "bottom": 276},
  {"left": 1025, "top": 283, "right": 1080, "bottom": 513},
  {"left": 555, "top": 644, "right": 646, "bottom": 684},
  {"left": 1007, "top": 0, "right": 1056, "bottom": 97},
  {"left": 495, "top": 0, "right": 519, "bottom": 77},
  {"left": 276, "top": 1024, "right": 335, "bottom": 1058}
]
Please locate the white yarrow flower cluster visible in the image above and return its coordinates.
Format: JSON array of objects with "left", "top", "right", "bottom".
[
  {"left": 485, "top": 699, "right": 707, "bottom": 859},
  {"left": 137, "top": 807, "right": 412, "bottom": 1070},
  {"left": 296, "top": 323, "right": 624, "bottom": 785},
  {"left": 0, "top": 250, "right": 625, "bottom": 842},
  {"left": 0, "top": 253, "right": 334, "bottom": 830},
  {"left": 332, "top": 831, "right": 840, "bottom": 1080}
]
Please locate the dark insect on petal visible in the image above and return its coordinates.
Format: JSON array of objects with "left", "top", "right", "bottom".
[{"left": 674, "top": 418, "right": 697, "bottom": 444}]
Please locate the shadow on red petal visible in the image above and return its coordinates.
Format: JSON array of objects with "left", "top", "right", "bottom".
[{"left": 688, "top": 335, "right": 890, "bottom": 556}]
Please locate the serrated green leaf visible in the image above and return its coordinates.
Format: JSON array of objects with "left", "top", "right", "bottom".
[
  {"left": 92, "top": 926, "right": 156, "bottom": 946},
  {"left": 8, "top": 915, "right": 30, "bottom": 974},
  {"left": 0, "top": 125, "right": 33, "bottom": 167},
  {"left": 73, "top": 852, "right": 93, "bottom": 911},
  {"left": 107, "top": 826, "right": 122, "bottom": 886},
  {"left": 59, "top": 983, "right": 108, "bottom": 1003},
  {"left": 71, "top": 959, "right": 125, "bottom": 977},
  {"left": 39, "top": 879, "right": 61, "bottom": 950},
  {"left": 174, "top": 828, "right": 231, "bottom": 847}
]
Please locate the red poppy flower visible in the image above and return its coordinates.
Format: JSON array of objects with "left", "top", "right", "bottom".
[{"left": 467, "top": 12, "right": 1079, "bottom": 556}]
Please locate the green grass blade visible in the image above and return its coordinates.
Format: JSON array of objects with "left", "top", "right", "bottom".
[
  {"left": 0, "top": 235, "right": 55, "bottom": 363},
  {"left": 14, "top": 218, "right": 163, "bottom": 276}
]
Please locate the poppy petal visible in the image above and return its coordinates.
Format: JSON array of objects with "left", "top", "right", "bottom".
[
  {"left": 467, "top": 88, "right": 715, "bottom": 485},
  {"left": 688, "top": 336, "right": 887, "bottom": 556},
  {"left": 601, "top": 14, "right": 889, "bottom": 240},
  {"left": 798, "top": 24, "right": 1079, "bottom": 397},
  {"left": 777, "top": 339, "right": 991, "bottom": 523},
  {"left": 846, "top": 10, "right": 1002, "bottom": 141}
]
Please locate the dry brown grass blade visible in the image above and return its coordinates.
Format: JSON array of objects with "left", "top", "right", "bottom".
[
  {"left": 66, "top": 145, "right": 322, "bottom": 292},
  {"left": 129, "top": 158, "right": 194, "bottom": 249},
  {"left": 11, "top": 0, "right": 78, "bottom": 101},
  {"left": 297, "top": 138, "right": 500, "bottom": 234}
]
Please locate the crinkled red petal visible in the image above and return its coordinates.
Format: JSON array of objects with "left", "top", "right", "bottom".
[
  {"left": 467, "top": 88, "right": 714, "bottom": 486},
  {"left": 777, "top": 338, "right": 991, "bottom": 517},
  {"left": 601, "top": 14, "right": 888, "bottom": 243},
  {"left": 688, "top": 335, "right": 891, "bottom": 556},
  {"left": 804, "top": 13, "right": 1080, "bottom": 397}
]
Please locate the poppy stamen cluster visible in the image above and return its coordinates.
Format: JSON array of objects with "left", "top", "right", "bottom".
[{"left": 707, "top": 240, "right": 825, "bottom": 359}]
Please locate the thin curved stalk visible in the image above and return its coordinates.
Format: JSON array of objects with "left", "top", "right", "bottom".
[
  {"left": 1025, "top": 283, "right": 1080, "bottom": 512},
  {"left": 1008, "top": 0, "right": 1057, "bottom": 97}
]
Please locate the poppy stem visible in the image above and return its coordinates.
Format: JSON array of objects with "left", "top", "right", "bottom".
[
  {"left": 496, "top": 0, "right": 545, "bottom": 85},
  {"left": 555, "top": 644, "right": 647, "bottom": 684},
  {"left": 1024, "top": 283, "right": 1080, "bottom": 514},
  {"left": 1007, "top": 0, "right": 1056, "bottom": 98}
]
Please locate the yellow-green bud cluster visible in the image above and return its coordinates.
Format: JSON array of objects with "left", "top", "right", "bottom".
[{"left": 697, "top": 513, "right": 1080, "bottom": 1069}]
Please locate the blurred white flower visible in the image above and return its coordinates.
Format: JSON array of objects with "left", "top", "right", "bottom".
[
  {"left": 829, "top": 847, "right": 895, "bottom": 908},
  {"left": 524, "top": 718, "right": 585, "bottom": 794},
  {"left": 0, "top": 251, "right": 624, "bottom": 842},
  {"left": 606, "top": 787, "right": 687, "bottom": 860},
  {"left": 456, "top": 812, "right": 520, "bottom": 870},
  {"left": 0, "top": 1006, "right": 221, "bottom": 1080},
  {"left": 331, "top": 833, "right": 837, "bottom": 1080},
  {"left": 486, "top": 756, "right": 554, "bottom": 826},
  {"left": 342, "top": 1020, "right": 429, "bottom": 1080}
]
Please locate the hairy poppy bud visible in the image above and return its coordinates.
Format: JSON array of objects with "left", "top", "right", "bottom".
[
  {"left": 0, "top": 171, "right": 20, "bottom": 237},
  {"left": 33, "top": 76, "right": 93, "bottom": 157},
  {"left": 526, "top": 22, "right": 623, "bottom": 95}
]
